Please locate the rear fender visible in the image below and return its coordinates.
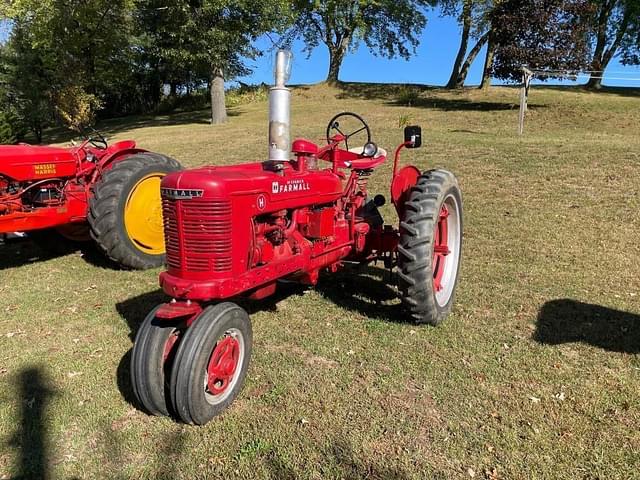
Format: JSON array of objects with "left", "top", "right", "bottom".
[
  {"left": 391, "top": 165, "right": 421, "bottom": 219},
  {"left": 97, "top": 141, "right": 148, "bottom": 170}
]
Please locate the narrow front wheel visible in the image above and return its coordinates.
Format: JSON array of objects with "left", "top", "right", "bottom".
[
  {"left": 130, "top": 305, "right": 184, "bottom": 416},
  {"left": 169, "top": 303, "right": 252, "bottom": 425}
]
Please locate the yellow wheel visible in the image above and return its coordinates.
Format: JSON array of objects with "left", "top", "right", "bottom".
[
  {"left": 89, "top": 153, "right": 182, "bottom": 269},
  {"left": 124, "top": 173, "right": 166, "bottom": 255}
]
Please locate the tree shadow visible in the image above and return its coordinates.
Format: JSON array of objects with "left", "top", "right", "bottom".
[
  {"left": 0, "top": 235, "right": 118, "bottom": 271},
  {"left": 534, "top": 299, "right": 640, "bottom": 354},
  {"left": 335, "top": 81, "right": 544, "bottom": 112},
  {"left": 42, "top": 108, "right": 242, "bottom": 145},
  {"left": 6, "top": 366, "right": 58, "bottom": 480},
  {"left": 537, "top": 84, "right": 640, "bottom": 99}
]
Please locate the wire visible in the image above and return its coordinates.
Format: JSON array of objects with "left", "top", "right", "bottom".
[{"left": 526, "top": 69, "right": 640, "bottom": 82}]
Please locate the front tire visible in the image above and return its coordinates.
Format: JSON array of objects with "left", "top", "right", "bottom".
[
  {"left": 170, "top": 303, "right": 252, "bottom": 425},
  {"left": 88, "top": 152, "right": 181, "bottom": 269},
  {"left": 397, "top": 169, "right": 463, "bottom": 325},
  {"left": 130, "top": 305, "right": 184, "bottom": 416}
]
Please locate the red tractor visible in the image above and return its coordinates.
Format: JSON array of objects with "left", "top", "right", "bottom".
[
  {"left": 0, "top": 133, "right": 181, "bottom": 269},
  {"left": 131, "top": 51, "right": 463, "bottom": 425}
]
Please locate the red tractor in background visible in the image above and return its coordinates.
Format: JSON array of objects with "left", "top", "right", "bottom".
[
  {"left": 131, "top": 51, "right": 463, "bottom": 425},
  {"left": 0, "top": 133, "right": 181, "bottom": 269}
]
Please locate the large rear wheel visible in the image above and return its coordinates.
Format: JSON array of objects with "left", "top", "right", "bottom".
[
  {"left": 88, "top": 153, "right": 181, "bottom": 269},
  {"left": 397, "top": 169, "right": 463, "bottom": 325}
]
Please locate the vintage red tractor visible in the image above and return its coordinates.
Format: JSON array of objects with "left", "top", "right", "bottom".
[
  {"left": 131, "top": 51, "right": 463, "bottom": 425},
  {"left": 0, "top": 133, "right": 181, "bottom": 268}
]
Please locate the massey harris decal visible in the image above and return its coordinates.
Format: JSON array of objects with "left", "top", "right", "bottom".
[
  {"left": 160, "top": 188, "right": 204, "bottom": 200},
  {"left": 271, "top": 178, "right": 311, "bottom": 194},
  {"left": 34, "top": 163, "right": 57, "bottom": 176}
]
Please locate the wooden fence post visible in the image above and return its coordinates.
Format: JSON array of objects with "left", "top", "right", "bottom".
[{"left": 518, "top": 67, "right": 533, "bottom": 135}]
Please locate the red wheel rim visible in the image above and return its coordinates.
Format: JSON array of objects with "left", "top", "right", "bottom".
[
  {"left": 163, "top": 330, "right": 181, "bottom": 363},
  {"left": 206, "top": 336, "right": 240, "bottom": 396},
  {"left": 433, "top": 204, "right": 451, "bottom": 292}
]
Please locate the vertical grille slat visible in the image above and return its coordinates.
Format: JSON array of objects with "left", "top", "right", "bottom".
[{"left": 162, "top": 198, "right": 232, "bottom": 272}]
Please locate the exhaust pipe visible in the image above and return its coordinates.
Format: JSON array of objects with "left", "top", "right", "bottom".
[{"left": 268, "top": 50, "right": 292, "bottom": 162}]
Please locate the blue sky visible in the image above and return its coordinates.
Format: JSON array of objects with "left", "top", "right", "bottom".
[{"left": 2, "top": 10, "right": 639, "bottom": 88}]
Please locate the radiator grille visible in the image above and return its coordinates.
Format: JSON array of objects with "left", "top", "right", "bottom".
[{"left": 162, "top": 198, "right": 232, "bottom": 272}]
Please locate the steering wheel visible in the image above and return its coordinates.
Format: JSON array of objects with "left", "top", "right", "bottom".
[
  {"left": 87, "top": 128, "right": 108, "bottom": 149},
  {"left": 326, "top": 112, "right": 371, "bottom": 152}
]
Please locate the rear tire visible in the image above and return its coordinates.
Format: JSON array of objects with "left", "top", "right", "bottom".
[
  {"left": 397, "top": 169, "right": 463, "bottom": 325},
  {"left": 88, "top": 153, "right": 181, "bottom": 269},
  {"left": 170, "top": 303, "right": 252, "bottom": 425},
  {"left": 130, "top": 305, "right": 184, "bottom": 416}
]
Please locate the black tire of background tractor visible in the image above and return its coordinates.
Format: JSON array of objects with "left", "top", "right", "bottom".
[
  {"left": 130, "top": 305, "right": 183, "bottom": 417},
  {"left": 29, "top": 224, "right": 91, "bottom": 256},
  {"left": 170, "top": 303, "right": 252, "bottom": 425},
  {"left": 397, "top": 169, "right": 463, "bottom": 326},
  {"left": 88, "top": 153, "right": 181, "bottom": 269}
]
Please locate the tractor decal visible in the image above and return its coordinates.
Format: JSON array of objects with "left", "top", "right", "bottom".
[
  {"left": 160, "top": 188, "right": 204, "bottom": 200},
  {"left": 271, "top": 179, "right": 310, "bottom": 194},
  {"left": 34, "top": 163, "right": 57, "bottom": 175}
]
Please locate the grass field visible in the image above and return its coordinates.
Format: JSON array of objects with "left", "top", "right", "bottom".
[{"left": 1, "top": 83, "right": 639, "bottom": 479}]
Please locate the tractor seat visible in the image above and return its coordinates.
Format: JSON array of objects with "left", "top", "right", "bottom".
[{"left": 345, "top": 146, "right": 387, "bottom": 170}]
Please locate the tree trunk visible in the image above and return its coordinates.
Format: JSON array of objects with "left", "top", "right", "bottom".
[
  {"left": 327, "top": 45, "right": 346, "bottom": 84},
  {"left": 587, "top": 3, "right": 631, "bottom": 90},
  {"left": 457, "top": 32, "right": 490, "bottom": 87},
  {"left": 586, "top": 2, "right": 609, "bottom": 89},
  {"left": 446, "top": 0, "right": 472, "bottom": 89},
  {"left": 210, "top": 66, "right": 227, "bottom": 125},
  {"left": 170, "top": 82, "right": 178, "bottom": 97},
  {"left": 480, "top": 33, "right": 495, "bottom": 90}
]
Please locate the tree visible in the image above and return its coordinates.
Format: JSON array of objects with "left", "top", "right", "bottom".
[
  {"left": 490, "top": 0, "right": 594, "bottom": 82},
  {"left": 440, "top": 0, "right": 495, "bottom": 89},
  {"left": 2, "top": 0, "right": 137, "bottom": 133},
  {"left": 585, "top": 0, "right": 640, "bottom": 89},
  {"left": 1, "top": 20, "right": 54, "bottom": 142},
  {"left": 159, "top": 0, "right": 289, "bottom": 124},
  {"left": 289, "top": 0, "right": 433, "bottom": 84}
]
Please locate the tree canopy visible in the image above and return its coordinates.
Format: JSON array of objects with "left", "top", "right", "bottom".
[{"left": 288, "top": 0, "right": 434, "bottom": 83}]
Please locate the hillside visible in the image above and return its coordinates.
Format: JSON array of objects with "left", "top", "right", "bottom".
[{"left": 1, "top": 84, "right": 639, "bottom": 479}]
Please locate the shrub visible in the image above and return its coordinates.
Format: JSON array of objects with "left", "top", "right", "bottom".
[{"left": 396, "top": 86, "right": 421, "bottom": 107}]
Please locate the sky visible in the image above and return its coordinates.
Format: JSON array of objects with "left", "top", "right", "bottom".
[{"left": 2, "top": 10, "right": 640, "bottom": 88}]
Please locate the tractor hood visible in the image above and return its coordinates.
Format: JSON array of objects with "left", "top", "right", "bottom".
[
  {"left": 0, "top": 144, "right": 77, "bottom": 181},
  {"left": 161, "top": 161, "right": 344, "bottom": 211}
]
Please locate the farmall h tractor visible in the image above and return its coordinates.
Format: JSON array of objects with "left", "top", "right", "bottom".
[
  {"left": 0, "top": 133, "right": 181, "bottom": 269},
  {"left": 131, "top": 51, "right": 463, "bottom": 425}
]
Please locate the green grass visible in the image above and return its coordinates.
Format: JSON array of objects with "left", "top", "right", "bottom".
[{"left": 1, "top": 83, "right": 639, "bottom": 479}]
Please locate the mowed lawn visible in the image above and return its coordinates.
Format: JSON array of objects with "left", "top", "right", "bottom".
[{"left": 1, "top": 84, "right": 639, "bottom": 479}]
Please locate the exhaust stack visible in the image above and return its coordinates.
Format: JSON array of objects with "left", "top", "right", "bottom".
[{"left": 268, "top": 50, "right": 292, "bottom": 162}]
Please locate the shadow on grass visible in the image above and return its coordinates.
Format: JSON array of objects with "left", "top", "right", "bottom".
[
  {"left": 335, "top": 81, "right": 543, "bottom": 112},
  {"left": 534, "top": 299, "right": 640, "bottom": 354},
  {"left": 42, "top": 108, "right": 242, "bottom": 145},
  {"left": 316, "top": 264, "right": 412, "bottom": 324},
  {"left": 266, "top": 437, "right": 415, "bottom": 480},
  {"left": 536, "top": 84, "right": 640, "bottom": 99},
  {"left": 0, "top": 235, "right": 117, "bottom": 271},
  {"left": 6, "top": 366, "right": 58, "bottom": 480}
]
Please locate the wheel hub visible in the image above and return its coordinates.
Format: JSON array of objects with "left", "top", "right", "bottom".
[
  {"left": 124, "top": 173, "right": 166, "bottom": 255},
  {"left": 206, "top": 335, "right": 240, "bottom": 395},
  {"left": 433, "top": 204, "right": 451, "bottom": 292}
]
